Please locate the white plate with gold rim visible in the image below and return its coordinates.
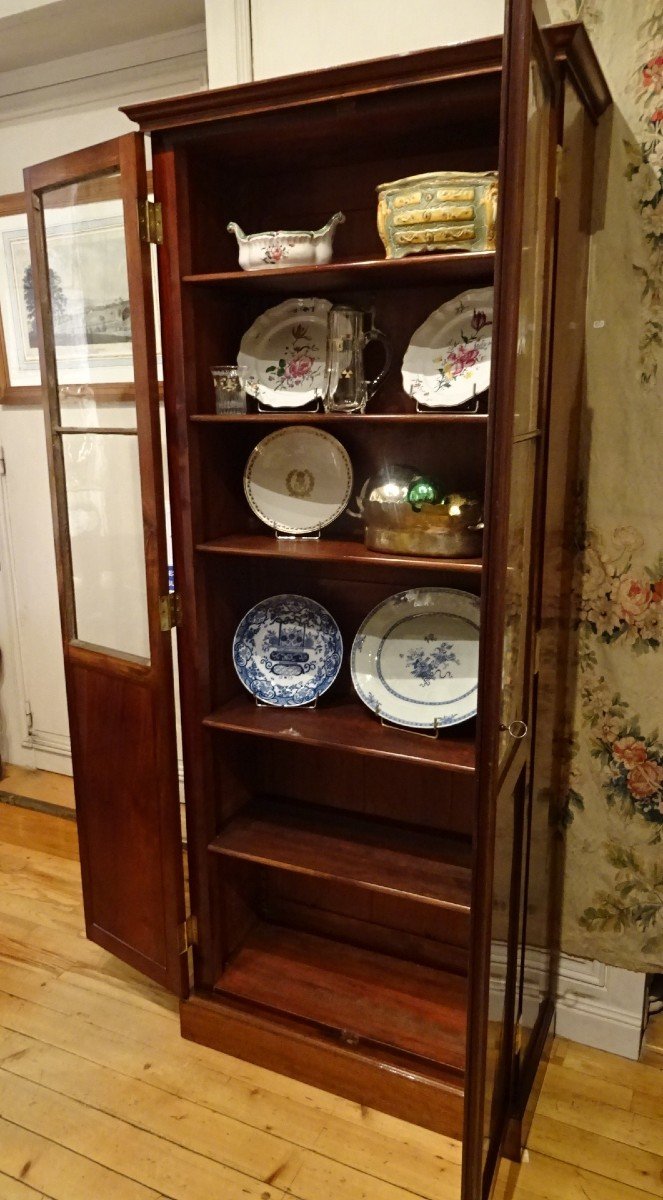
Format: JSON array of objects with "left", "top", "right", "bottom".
[{"left": 243, "top": 426, "right": 353, "bottom": 535}]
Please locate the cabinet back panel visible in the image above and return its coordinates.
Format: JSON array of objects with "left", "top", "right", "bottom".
[
  {"left": 215, "top": 860, "right": 469, "bottom": 976},
  {"left": 209, "top": 734, "right": 474, "bottom": 835}
]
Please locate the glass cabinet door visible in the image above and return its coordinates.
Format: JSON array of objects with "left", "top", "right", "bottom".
[
  {"left": 24, "top": 135, "right": 187, "bottom": 995},
  {"left": 463, "top": 4, "right": 557, "bottom": 1196}
]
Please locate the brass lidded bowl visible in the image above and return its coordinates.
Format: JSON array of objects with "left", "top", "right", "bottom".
[{"left": 357, "top": 467, "right": 483, "bottom": 558}]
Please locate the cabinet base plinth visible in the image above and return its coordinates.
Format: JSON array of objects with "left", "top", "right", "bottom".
[{"left": 180, "top": 991, "right": 465, "bottom": 1140}]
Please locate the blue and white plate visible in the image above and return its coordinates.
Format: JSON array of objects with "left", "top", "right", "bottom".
[
  {"left": 233, "top": 594, "right": 343, "bottom": 707},
  {"left": 351, "top": 587, "right": 480, "bottom": 730}
]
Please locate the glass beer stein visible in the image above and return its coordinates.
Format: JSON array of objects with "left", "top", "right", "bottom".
[{"left": 324, "top": 306, "right": 391, "bottom": 413}]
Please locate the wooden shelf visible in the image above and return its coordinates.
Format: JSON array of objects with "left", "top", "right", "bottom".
[
  {"left": 190, "top": 411, "right": 488, "bottom": 425},
  {"left": 204, "top": 695, "right": 475, "bottom": 773},
  {"left": 215, "top": 922, "right": 467, "bottom": 1072},
  {"left": 209, "top": 798, "right": 472, "bottom": 911},
  {"left": 196, "top": 533, "right": 483, "bottom": 574},
  {"left": 183, "top": 250, "right": 495, "bottom": 293}
]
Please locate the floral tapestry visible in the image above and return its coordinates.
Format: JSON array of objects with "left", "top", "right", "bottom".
[{"left": 544, "top": 0, "right": 663, "bottom": 971}]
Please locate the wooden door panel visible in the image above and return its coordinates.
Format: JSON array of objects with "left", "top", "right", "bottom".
[
  {"left": 24, "top": 135, "right": 187, "bottom": 995},
  {"left": 69, "top": 657, "right": 173, "bottom": 972}
]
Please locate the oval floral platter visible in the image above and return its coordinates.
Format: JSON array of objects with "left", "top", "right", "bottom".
[
  {"left": 233, "top": 594, "right": 343, "bottom": 707},
  {"left": 238, "top": 297, "right": 331, "bottom": 409},
  {"left": 351, "top": 587, "right": 480, "bottom": 729},
  {"left": 402, "top": 286, "right": 494, "bottom": 409},
  {"left": 243, "top": 426, "right": 353, "bottom": 535}
]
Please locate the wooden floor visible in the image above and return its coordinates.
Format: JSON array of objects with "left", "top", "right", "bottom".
[
  {"left": 0, "top": 763, "right": 75, "bottom": 815},
  {"left": 0, "top": 802, "right": 662, "bottom": 1200}
]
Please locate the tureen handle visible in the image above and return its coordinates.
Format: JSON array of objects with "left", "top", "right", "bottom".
[
  {"left": 313, "top": 211, "right": 345, "bottom": 241},
  {"left": 227, "top": 221, "right": 247, "bottom": 244},
  {"left": 347, "top": 478, "right": 369, "bottom": 520}
]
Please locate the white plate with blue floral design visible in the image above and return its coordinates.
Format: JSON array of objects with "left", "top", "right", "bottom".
[
  {"left": 233, "top": 594, "right": 343, "bottom": 707},
  {"left": 402, "top": 287, "right": 493, "bottom": 409},
  {"left": 238, "top": 297, "right": 331, "bottom": 408},
  {"left": 351, "top": 587, "right": 480, "bottom": 729}
]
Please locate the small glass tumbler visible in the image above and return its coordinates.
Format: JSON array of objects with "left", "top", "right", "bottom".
[{"left": 211, "top": 365, "right": 247, "bottom": 414}]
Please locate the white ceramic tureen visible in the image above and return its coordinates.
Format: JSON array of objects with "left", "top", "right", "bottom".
[{"left": 227, "top": 212, "right": 345, "bottom": 271}]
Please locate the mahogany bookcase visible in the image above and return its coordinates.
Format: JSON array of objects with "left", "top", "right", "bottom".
[{"left": 24, "top": 7, "right": 610, "bottom": 1196}]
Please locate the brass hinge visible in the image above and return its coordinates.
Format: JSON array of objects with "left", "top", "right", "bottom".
[
  {"left": 555, "top": 144, "right": 564, "bottom": 200},
  {"left": 137, "top": 198, "right": 163, "bottom": 244},
  {"left": 178, "top": 914, "right": 198, "bottom": 954},
  {"left": 159, "top": 591, "right": 182, "bottom": 631}
]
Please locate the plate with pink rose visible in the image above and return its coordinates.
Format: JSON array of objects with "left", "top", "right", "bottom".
[
  {"left": 238, "top": 297, "right": 331, "bottom": 409},
  {"left": 402, "top": 287, "right": 494, "bottom": 409}
]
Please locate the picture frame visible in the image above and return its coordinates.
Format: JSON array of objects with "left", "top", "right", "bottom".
[{"left": 0, "top": 191, "right": 40, "bottom": 404}]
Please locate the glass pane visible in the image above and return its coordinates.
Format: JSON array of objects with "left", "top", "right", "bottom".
[
  {"left": 479, "top": 26, "right": 555, "bottom": 1191},
  {"left": 483, "top": 765, "right": 525, "bottom": 1169},
  {"left": 59, "top": 389, "right": 138, "bottom": 431},
  {"left": 498, "top": 34, "right": 553, "bottom": 767},
  {"left": 37, "top": 171, "right": 138, "bottom": 428},
  {"left": 63, "top": 432, "right": 150, "bottom": 660},
  {"left": 517, "top": 783, "right": 554, "bottom": 1051},
  {"left": 513, "top": 60, "right": 553, "bottom": 437},
  {"left": 499, "top": 437, "right": 537, "bottom": 765}
]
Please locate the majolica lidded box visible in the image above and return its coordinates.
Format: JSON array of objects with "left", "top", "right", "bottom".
[{"left": 376, "top": 170, "right": 498, "bottom": 258}]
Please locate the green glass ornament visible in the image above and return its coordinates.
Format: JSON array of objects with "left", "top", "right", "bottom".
[{"left": 407, "top": 477, "right": 440, "bottom": 511}]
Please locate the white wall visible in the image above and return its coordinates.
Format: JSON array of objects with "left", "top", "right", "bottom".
[
  {"left": 0, "top": 23, "right": 207, "bottom": 774},
  {"left": 204, "top": 0, "right": 252, "bottom": 87},
  {"left": 250, "top": 0, "right": 504, "bottom": 79}
]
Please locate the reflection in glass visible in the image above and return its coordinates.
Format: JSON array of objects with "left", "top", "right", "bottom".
[
  {"left": 499, "top": 439, "right": 537, "bottom": 766},
  {"left": 36, "top": 173, "right": 161, "bottom": 429},
  {"left": 39, "top": 173, "right": 135, "bottom": 403},
  {"left": 59, "top": 387, "right": 138, "bottom": 430},
  {"left": 513, "top": 64, "right": 551, "bottom": 437},
  {"left": 63, "top": 433, "right": 150, "bottom": 660},
  {"left": 483, "top": 768, "right": 524, "bottom": 1163}
]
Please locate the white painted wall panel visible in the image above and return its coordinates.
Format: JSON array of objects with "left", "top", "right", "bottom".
[
  {"left": 0, "top": 408, "right": 69, "bottom": 769},
  {"left": 250, "top": 0, "right": 505, "bottom": 79}
]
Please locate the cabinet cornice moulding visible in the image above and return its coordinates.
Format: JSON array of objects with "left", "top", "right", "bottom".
[
  {"left": 0, "top": 23, "right": 207, "bottom": 121},
  {"left": 124, "top": 21, "right": 609, "bottom": 134}
]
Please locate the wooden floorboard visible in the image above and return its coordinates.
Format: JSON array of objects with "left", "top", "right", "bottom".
[
  {"left": 0, "top": 800, "right": 661, "bottom": 1200},
  {"left": 0, "top": 763, "right": 75, "bottom": 813}
]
